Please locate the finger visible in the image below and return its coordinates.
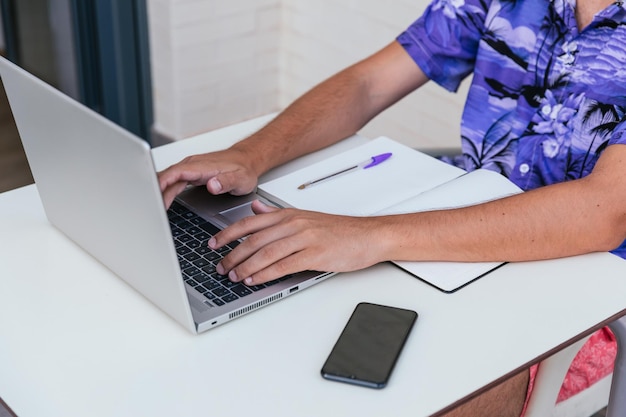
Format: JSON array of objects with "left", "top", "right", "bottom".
[
  {"left": 251, "top": 199, "right": 280, "bottom": 214},
  {"left": 212, "top": 170, "right": 257, "bottom": 196},
  {"left": 162, "top": 181, "right": 189, "bottom": 209},
  {"left": 240, "top": 251, "right": 312, "bottom": 285},
  {"left": 216, "top": 215, "right": 298, "bottom": 274},
  {"left": 159, "top": 166, "right": 215, "bottom": 207},
  {"left": 157, "top": 166, "right": 194, "bottom": 191},
  {"left": 157, "top": 165, "right": 176, "bottom": 191},
  {"left": 210, "top": 208, "right": 289, "bottom": 249},
  {"left": 227, "top": 236, "right": 308, "bottom": 285},
  {"left": 206, "top": 177, "right": 223, "bottom": 194}
]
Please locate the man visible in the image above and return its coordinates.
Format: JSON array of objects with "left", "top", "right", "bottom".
[{"left": 159, "top": 0, "right": 626, "bottom": 415}]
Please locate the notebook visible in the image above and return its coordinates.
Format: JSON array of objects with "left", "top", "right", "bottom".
[
  {"left": 0, "top": 56, "right": 334, "bottom": 334},
  {"left": 257, "top": 136, "right": 523, "bottom": 292}
]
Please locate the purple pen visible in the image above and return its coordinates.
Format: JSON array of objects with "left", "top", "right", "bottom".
[{"left": 297, "top": 152, "right": 393, "bottom": 190}]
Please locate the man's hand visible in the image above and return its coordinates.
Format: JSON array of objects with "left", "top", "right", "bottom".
[
  {"left": 210, "top": 200, "right": 386, "bottom": 285},
  {"left": 158, "top": 148, "right": 259, "bottom": 209},
  {"left": 157, "top": 41, "right": 428, "bottom": 210}
]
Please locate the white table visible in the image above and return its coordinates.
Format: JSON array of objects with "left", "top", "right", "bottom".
[{"left": 1, "top": 115, "right": 626, "bottom": 417}]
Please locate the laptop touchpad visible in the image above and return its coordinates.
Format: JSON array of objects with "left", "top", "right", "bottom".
[{"left": 219, "top": 202, "right": 255, "bottom": 224}]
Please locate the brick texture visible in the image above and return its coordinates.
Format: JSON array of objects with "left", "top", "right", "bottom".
[{"left": 146, "top": 0, "right": 467, "bottom": 150}]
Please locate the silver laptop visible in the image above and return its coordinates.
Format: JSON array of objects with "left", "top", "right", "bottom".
[{"left": 0, "top": 56, "right": 334, "bottom": 334}]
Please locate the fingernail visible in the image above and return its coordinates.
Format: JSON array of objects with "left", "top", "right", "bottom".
[
  {"left": 216, "top": 263, "right": 225, "bottom": 275},
  {"left": 208, "top": 237, "right": 216, "bottom": 249},
  {"left": 228, "top": 270, "right": 239, "bottom": 282},
  {"left": 209, "top": 177, "right": 222, "bottom": 193},
  {"left": 244, "top": 277, "right": 253, "bottom": 285}
]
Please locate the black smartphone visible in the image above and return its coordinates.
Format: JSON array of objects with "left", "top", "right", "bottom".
[{"left": 321, "top": 302, "right": 418, "bottom": 388}]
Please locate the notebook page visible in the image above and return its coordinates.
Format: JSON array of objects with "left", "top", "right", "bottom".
[
  {"left": 377, "top": 169, "right": 523, "bottom": 292},
  {"left": 375, "top": 169, "right": 522, "bottom": 215},
  {"left": 257, "top": 136, "right": 465, "bottom": 216}
]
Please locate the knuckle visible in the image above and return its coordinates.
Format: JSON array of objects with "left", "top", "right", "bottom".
[
  {"left": 218, "top": 252, "right": 235, "bottom": 271},
  {"left": 288, "top": 211, "right": 316, "bottom": 227},
  {"left": 181, "top": 155, "right": 196, "bottom": 164},
  {"left": 237, "top": 214, "right": 256, "bottom": 228},
  {"left": 258, "top": 243, "right": 283, "bottom": 261},
  {"left": 271, "top": 260, "right": 292, "bottom": 277}
]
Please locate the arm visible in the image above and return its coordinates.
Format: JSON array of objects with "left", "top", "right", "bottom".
[
  {"left": 158, "top": 41, "right": 428, "bottom": 207},
  {"left": 212, "top": 144, "right": 626, "bottom": 285},
  {"left": 383, "top": 144, "right": 626, "bottom": 262}
]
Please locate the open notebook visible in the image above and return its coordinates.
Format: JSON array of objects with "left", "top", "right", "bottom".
[{"left": 257, "top": 136, "right": 523, "bottom": 292}]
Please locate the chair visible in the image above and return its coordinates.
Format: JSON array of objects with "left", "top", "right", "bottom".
[{"left": 525, "top": 316, "right": 626, "bottom": 417}]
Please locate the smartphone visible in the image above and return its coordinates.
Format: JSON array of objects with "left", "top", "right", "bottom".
[{"left": 321, "top": 302, "right": 418, "bottom": 388}]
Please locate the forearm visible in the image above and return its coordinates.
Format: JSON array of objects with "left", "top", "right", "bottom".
[
  {"left": 232, "top": 70, "right": 374, "bottom": 177},
  {"left": 231, "top": 41, "right": 428, "bottom": 178},
  {"left": 378, "top": 175, "right": 626, "bottom": 263}
]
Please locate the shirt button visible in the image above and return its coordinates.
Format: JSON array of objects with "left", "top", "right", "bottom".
[{"left": 519, "top": 163, "right": 530, "bottom": 174}]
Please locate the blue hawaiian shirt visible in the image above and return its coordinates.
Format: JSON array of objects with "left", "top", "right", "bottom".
[{"left": 398, "top": 0, "right": 626, "bottom": 258}]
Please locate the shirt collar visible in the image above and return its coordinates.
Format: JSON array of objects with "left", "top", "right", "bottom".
[{"left": 553, "top": 0, "right": 626, "bottom": 30}]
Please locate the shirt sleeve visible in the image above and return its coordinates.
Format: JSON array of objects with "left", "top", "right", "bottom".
[
  {"left": 606, "top": 122, "right": 626, "bottom": 259},
  {"left": 396, "top": 0, "right": 491, "bottom": 92},
  {"left": 608, "top": 119, "right": 626, "bottom": 146}
]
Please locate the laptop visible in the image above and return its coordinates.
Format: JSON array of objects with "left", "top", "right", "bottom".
[{"left": 0, "top": 56, "right": 334, "bottom": 334}]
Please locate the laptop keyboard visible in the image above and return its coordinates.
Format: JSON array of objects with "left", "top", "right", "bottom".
[{"left": 167, "top": 201, "right": 288, "bottom": 306}]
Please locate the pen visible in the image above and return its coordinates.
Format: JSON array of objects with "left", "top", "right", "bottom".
[{"left": 297, "top": 152, "right": 392, "bottom": 190}]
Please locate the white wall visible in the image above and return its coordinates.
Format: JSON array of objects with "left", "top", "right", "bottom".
[
  {"left": 147, "top": 0, "right": 282, "bottom": 140},
  {"left": 146, "top": 0, "right": 468, "bottom": 149}
]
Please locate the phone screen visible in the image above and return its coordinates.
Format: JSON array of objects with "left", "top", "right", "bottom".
[{"left": 321, "top": 302, "right": 417, "bottom": 388}]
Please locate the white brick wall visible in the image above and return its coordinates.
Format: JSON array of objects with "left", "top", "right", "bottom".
[
  {"left": 147, "top": 0, "right": 282, "bottom": 141},
  {"left": 146, "top": 0, "right": 468, "bottom": 150}
]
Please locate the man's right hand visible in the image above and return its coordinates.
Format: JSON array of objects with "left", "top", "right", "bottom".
[{"left": 158, "top": 147, "right": 260, "bottom": 209}]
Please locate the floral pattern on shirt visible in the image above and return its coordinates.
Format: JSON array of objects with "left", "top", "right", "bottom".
[{"left": 398, "top": 0, "right": 626, "bottom": 258}]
